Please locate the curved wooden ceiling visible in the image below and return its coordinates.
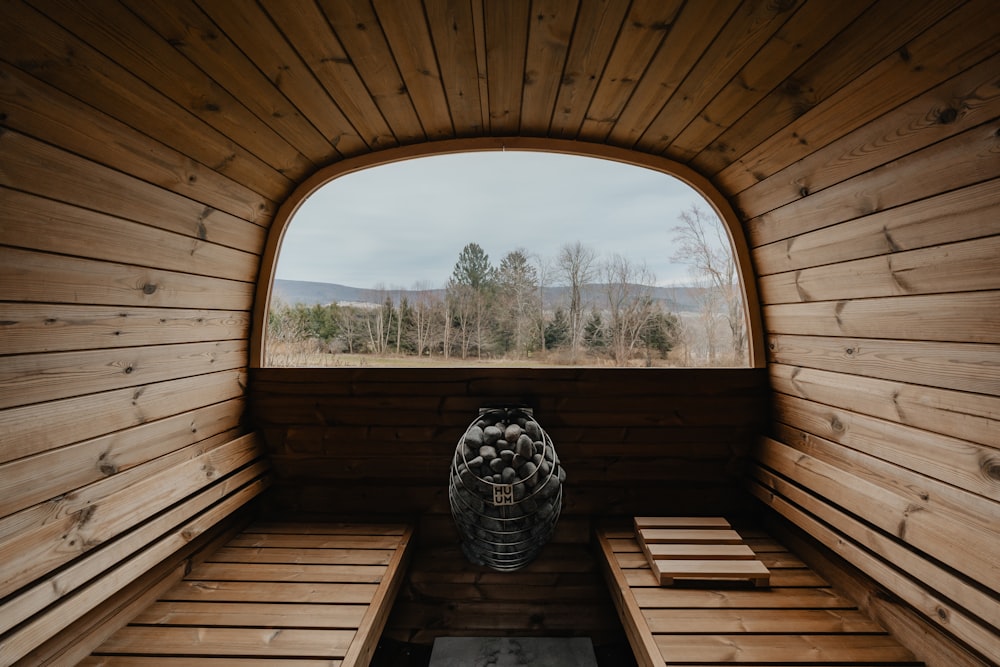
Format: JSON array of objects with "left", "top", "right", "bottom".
[{"left": 3, "top": 0, "right": 973, "bottom": 217}]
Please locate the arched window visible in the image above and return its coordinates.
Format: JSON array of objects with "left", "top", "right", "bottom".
[{"left": 253, "top": 139, "right": 762, "bottom": 368}]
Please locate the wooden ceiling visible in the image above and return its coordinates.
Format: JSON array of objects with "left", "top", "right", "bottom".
[{"left": 4, "top": 0, "right": 975, "bottom": 218}]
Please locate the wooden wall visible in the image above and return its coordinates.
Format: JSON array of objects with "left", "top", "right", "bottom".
[
  {"left": 1, "top": 0, "right": 998, "bottom": 664},
  {"left": 0, "top": 6, "right": 274, "bottom": 662},
  {"left": 251, "top": 367, "right": 769, "bottom": 644},
  {"left": 731, "top": 20, "right": 1000, "bottom": 664}
]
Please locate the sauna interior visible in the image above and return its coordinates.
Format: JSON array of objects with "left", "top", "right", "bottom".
[{"left": 1, "top": 1, "right": 997, "bottom": 665}]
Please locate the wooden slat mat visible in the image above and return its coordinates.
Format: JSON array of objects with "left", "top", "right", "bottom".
[
  {"left": 81, "top": 522, "right": 413, "bottom": 667},
  {"left": 597, "top": 523, "right": 922, "bottom": 667},
  {"left": 635, "top": 517, "right": 770, "bottom": 587}
]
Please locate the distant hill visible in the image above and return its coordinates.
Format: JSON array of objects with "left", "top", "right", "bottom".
[{"left": 273, "top": 278, "right": 705, "bottom": 312}]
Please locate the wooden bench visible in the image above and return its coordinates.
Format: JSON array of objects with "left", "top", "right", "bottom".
[
  {"left": 596, "top": 520, "right": 920, "bottom": 667},
  {"left": 81, "top": 521, "right": 414, "bottom": 666}
]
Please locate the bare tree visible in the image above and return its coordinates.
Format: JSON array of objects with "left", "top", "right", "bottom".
[
  {"left": 672, "top": 205, "right": 747, "bottom": 365},
  {"left": 556, "top": 241, "right": 597, "bottom": 360},
  {"left": 602, "top": 254, "right": 657, "bottom": 366}
]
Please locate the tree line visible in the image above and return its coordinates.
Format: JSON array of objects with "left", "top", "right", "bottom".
[{"left": 268, "top": 206, "right": 747, "bottom": 367}]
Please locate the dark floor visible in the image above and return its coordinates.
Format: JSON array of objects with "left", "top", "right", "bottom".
[{"left": 370, "top": 637, "right": 639, "bottom": 667}]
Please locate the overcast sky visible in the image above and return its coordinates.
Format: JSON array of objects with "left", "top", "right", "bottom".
[{"left": 275, "top": 151, "right": 722, "bottom": 290}]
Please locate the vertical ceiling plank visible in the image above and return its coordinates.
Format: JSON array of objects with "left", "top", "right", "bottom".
[
  {"left": 679, "top": 0, "right": 874, "bottom": 166},
  {"left": 519, "top": 0, "right": 579, "bottom": 136},
  {"left": 483, "top": 0, "right": 531, "bottom": 135},
  {"left": 706, "top": 0, "right": 963, "bottom": 185},
  {"left": 120, "top": 0, "right": 340, "bottom": 166},
  {"left": 549, "top": 0, "right": 631, "bottom": 138},
  {"left": 608, "top": 0, "right": 740, "bottom": 150},
  {"left": 577, "top": 0, "right": 683, "bottom": 143},
  {"left": 191, "top": 0, "right": 369, "bottom": 158},
  {"left": 425, "top": 0, "right": 486, "bottom": 136},
  {"left": 259, "top": 0, "right": 396, "bottom": 150},
  {"left": 373, "top": 0, "right": 454, "bottom": 139},
  {"left": 319, "top": 0, "right": 427, "bottom": 144},
  {"left": 636, "top": 0, "right": 805, "bottom": 158}
]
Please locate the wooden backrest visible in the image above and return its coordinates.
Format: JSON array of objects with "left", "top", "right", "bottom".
[{"left": 0, "top": 432, "right": 270, "bottom": 665}]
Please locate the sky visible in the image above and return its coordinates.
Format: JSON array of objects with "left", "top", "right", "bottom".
[{"left": 275, "top": 151, "right": 723, "bottom": 290}]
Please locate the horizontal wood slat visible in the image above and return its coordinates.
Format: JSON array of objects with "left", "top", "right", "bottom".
[
  {"left": 0, "top": 340, "right": 248, "bottom": 409},
  {"left": 597, "top": 524, "right": 918, "bottom": 667},
  {"left": 0, "top": 369, "right": 247, "bottom": 464},
  {"left": 88, "top": 522, "right": 413, "bottom": 666},
  {"left": 0, "top": 246, "right": 254, "bottom": 311}
]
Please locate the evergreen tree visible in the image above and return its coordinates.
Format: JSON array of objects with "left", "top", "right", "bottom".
[
  {"left": 544, "top": 307, "right": 570, "bottom": 349},
  {"left": 583, "top": 309, "right": 605, "bottom": 350}
]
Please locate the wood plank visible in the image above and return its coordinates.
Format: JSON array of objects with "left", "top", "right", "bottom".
[
  {"left": 735, "top": 50, "right": 1000, "bottom": 218},
  {"left": 759, "top": 235, "right": 1000, "bottom": 303},
  {"left": 340, "top": 524, "right": 413, "bottom": 667},
  {"left": 0, "top": 303, "right": 249, "bottom": 355},
  {"left": 0, "top": 2, "right": 294, "bottom": 197},
  {"left": 81, "top": 658, "right": 341, "bottom": 667},
  {"left": 0, "top": 469, "right": 267, "bottom": 660},
  {"left": 634, "top": 517, "right": 731, "bottom": 529},
  {"left": 654, "top": 633, "right": 915, "bottom": 663},
  {"left": 0, "top": 186, "right": 259, "bottom": 282},
  {"left": 0, "top": 126, "right": 262, "bottom": 256},
  {"left": 0, "top": 60, "right": 275, "bottom": 223},
  {"left": 651, "top": 559, "right": 770, "bottom": 586},
  {"left": 578, "top": 0, "right": 682, "bottom": 142},
  {"left": 131, "top": 601, "right": 366, "bottom": 628},
  {"left": 517, "top": 0, "right": 578, "bottom": 134},
  {"left": 259, "top": 0, "right": 396, "bottom": 147},
  {"left": 0, "top": 369, "right": 246, "bottom": 464},
  {"left": 0, "top": 339, "right": 247, "bottom": 409},
  {"left": 318, "top": 0, "right": 425, "bottom": 143},
  {"left": 0, "top": 466, "right": 267, "bottom": 639},
  {"left": 767, "top": 333, "right": 1000, "bottom": 396},
  {"left": 372, "top": 0, "right": 453, "bottom": 138},
  {"left": 770, "top": 420, "right": 1000, "bottom": 541},
  {"left": 596, "top": 530, "right": 666, "bottom": 667},
  {"left": 643, "top": 608, "right": 884, "bottom": 634},
  {"left": 679, "top": 0, "right": 871, "bottom": 163},
  {"left": 749, "top": 478, "right": 1000, "bottom": 661},
  {"left": 769, "top": 364, "right": 999, "bottom": 448},
  {"left": 608, "top": 0, "right": 736, "bottom": 148},
  {"left": 93, "top": 626, "right": 353, "bottom": 658},
  {"left": 423, "top": 0, "right": 484, "bottom": 134},
  {"left": 638, "top": 529, "right": 742, "bottom": 544},
  {"left": 752, "top": 466, "right": 1000, "bottom": 638},
  {"left": 747, "top": 124, "right": 1000, "bottom": 248},
  {"left": 772, "top": 393, "right": 1000, "bottom": 502},
  {"left": 643, "top": 544, "right": 755, "bottom": 560},
  {"left": 756, "top": 437, "right": 1000, "bottom": 591},
  {"left": 0, "top": 246, "right": 254, "bottom": 311},
  {"left": 246, "top": 522, "right": 409, "bottom": 535},
  {"left": 0, "top": 435, "right": 264, "bottom": 599},
  {"left": 122, "top": 0, "right": 343, "bottom": 163},
  {"left": 224, "top": 533, "right": 402, "bottom": 549},
  {"left": 638, "top": 0, "right": 804, "bottom": 155},
  {"left": 0, "top": 399, "right": 243, "bottom": 518},
  {"left": 764, "top": 292, "right": 1000, "bottom": 344},
  {"left": 206, "top": 547, "right": 395, "bottom": 566},
  {"left": 752, "top": 177, "right": 1000, "bottom": 276},
  {"left": 482, "top": 0, "right": 530, "bottom": 134},
  {"left": 25, "top": 0, "right": 318, "bottom": 176},
  {"left": 548, "top": 0, "right": 630, "bottom": 138},
  {"left": 186, "top": 562, "right": 385, "bottom": 583},
  {"left": 160, "top": 581, "right": 377, "bottom": 604},
  {"left": 190, "top": 0, "right": 367, "bottom": 156},
  {"left": 632, "top": 586, "right": 855, "bottom": 609},
  {"left": 707, "top": 0, "right": 961, "bottom": 184}
]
